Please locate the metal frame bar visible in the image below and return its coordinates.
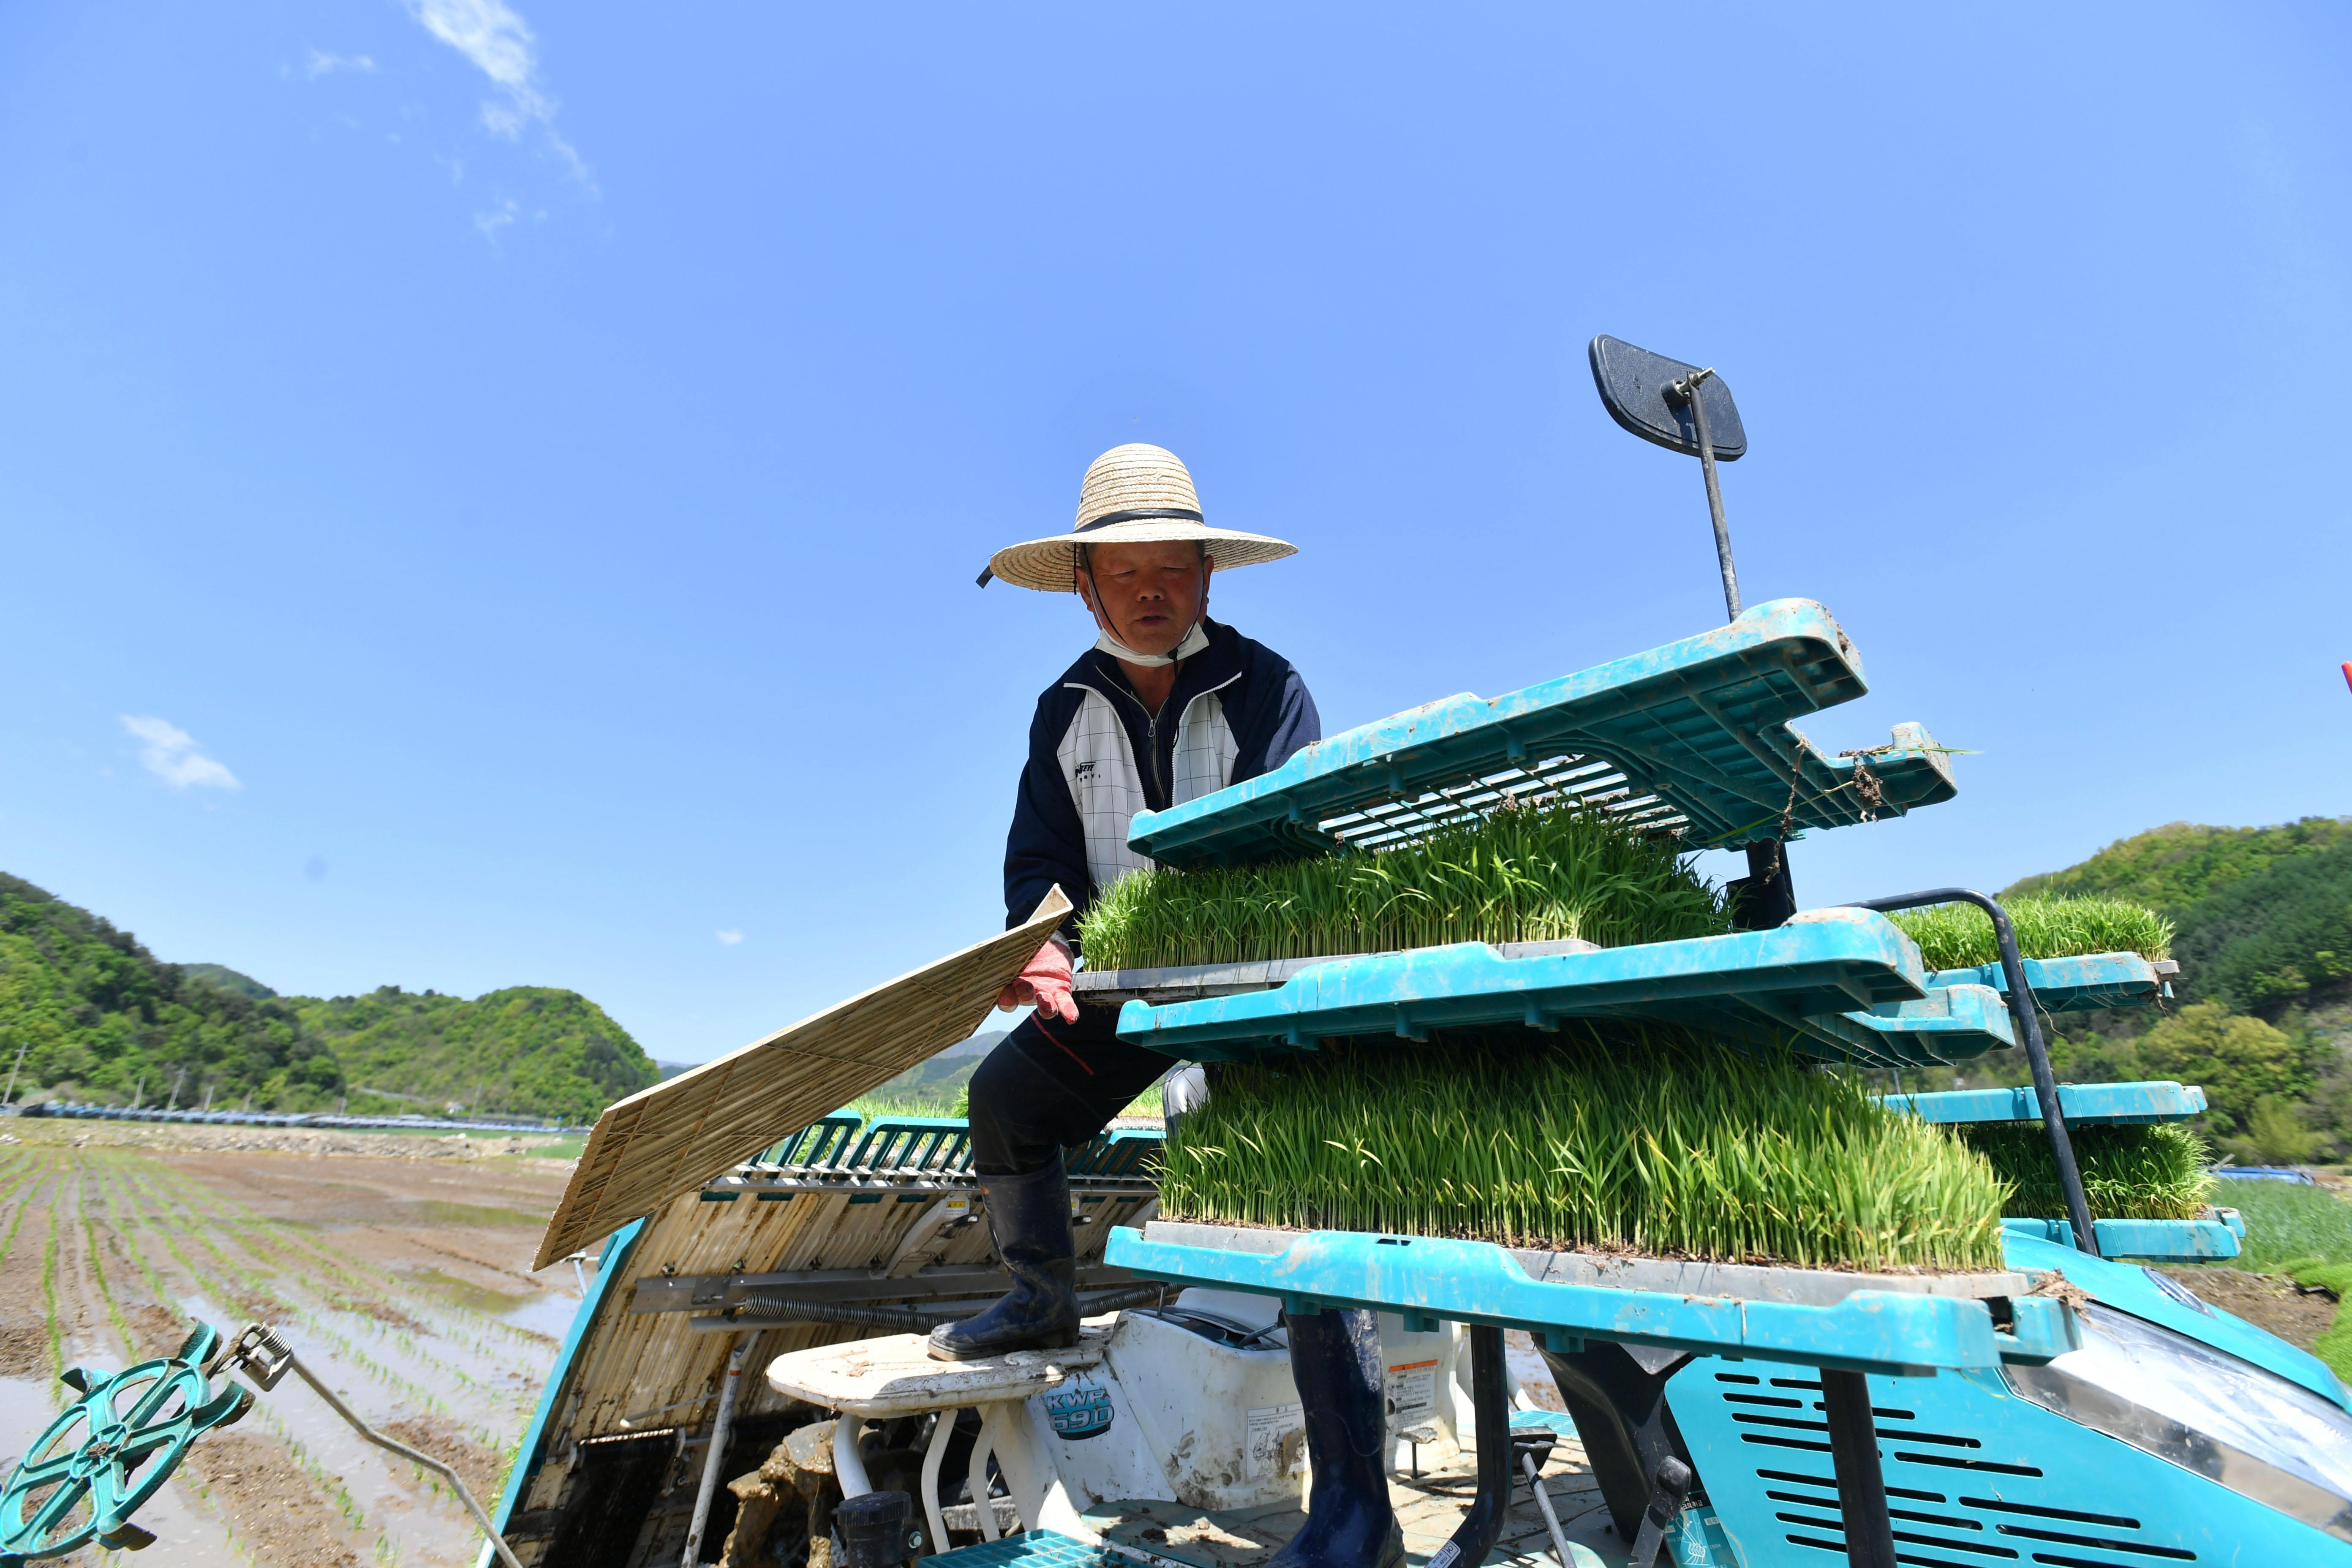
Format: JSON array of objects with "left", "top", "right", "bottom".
[{"left": 1845, "top": 890, "right": 2101, "bottom": 1259}]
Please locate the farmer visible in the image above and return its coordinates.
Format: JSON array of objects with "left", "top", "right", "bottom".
[{"left": 941, "top": 443, "right": 1399, "bottom": 1568}]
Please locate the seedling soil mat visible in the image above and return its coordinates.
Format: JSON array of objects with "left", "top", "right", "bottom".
[
  {"left": 1113, "top": 907, "right": 2014, "bottom": 1068},
  {"left": 1125, "top": 597, "right": 1957, "bottom": 869},
  {"left": 1105, "top": 1221, "right": 2074, "bottom": 1376}
]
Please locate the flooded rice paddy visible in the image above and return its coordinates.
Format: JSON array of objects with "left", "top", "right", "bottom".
[{"left": 0, "top": 1121, "right": 581, "bottom": 1566}]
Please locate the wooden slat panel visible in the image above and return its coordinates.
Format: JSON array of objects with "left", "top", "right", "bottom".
[{"left": 534, "top": 888, "right": 1070, "bottom": 1269}]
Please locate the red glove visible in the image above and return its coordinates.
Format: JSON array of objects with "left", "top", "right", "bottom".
[{"left": 999, "top": 938, "right": 1078, "bottom": 1024}]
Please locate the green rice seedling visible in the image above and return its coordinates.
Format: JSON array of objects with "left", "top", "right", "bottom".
[
  {"left": 1080, "top": 803, "right": 1729, "bottom": 971},
  {"left": 1956, "top": 1122, "right": 2212, "bottom": 1220},
  {"left": 1887, "top": 896, "right": 2172, "bottom": 972},
  {"left": 1161, "top": 1024, "right": 2008, "bottom": 1271}
]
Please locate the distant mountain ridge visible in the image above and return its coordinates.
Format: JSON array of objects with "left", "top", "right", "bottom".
[
  {"left": 0, "top": 873, "right": 657, "bottom": 1121},
  {"left": 182, "top": 963, "right": 276, "bottom": 1000}
]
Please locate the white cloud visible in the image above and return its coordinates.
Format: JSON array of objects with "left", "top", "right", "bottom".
[
  {"left": 715, "top": 929, "right": 744, "bottom": 947},
  {"left": 305, "top": 49, "right": 377, "bottom": 79},
  {"left": 474, "top": 195, "right": 523, "bottom": 244},
  {"left": 406, "top": 0, "right": 594, "bottom": 193},
  {"left": 121, "top": 716, "right": 241, "bottom": 792}
]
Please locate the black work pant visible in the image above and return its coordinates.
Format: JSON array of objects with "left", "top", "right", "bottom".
[{"left": 967, "top": 1002, "right": 1169, "bottom": 1177}]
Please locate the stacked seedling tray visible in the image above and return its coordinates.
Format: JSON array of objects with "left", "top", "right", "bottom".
[
  {"left": 1124, "top": 598, "right": 1955, "bottom": 867},
  {"left": 1083, "top": 602, "right": 2153, "bottom": 1568},
  {"left": 1881, "top": 1081, "right": 2236, "bottom": 1262}
]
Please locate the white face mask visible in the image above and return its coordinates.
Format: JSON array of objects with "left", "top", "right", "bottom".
[{"left": 1094, "top": 622, "right": 1210, "bottom": 668}]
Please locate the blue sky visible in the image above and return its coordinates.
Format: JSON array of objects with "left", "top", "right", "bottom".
[{"left": 3, "top": 4, "right": 2348, "bottom": 1065}]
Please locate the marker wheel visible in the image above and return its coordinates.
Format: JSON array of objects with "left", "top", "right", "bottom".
[{"left": 0, "top": 1322, "right": 251, "bottom": 1563}]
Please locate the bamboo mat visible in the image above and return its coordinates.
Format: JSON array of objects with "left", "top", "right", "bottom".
[{"left": 534, "top": 887, "right": 1070, "bottom": 1269}]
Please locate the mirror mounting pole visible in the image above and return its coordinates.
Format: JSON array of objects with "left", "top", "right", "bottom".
[{"left": 1667, "top": 368, "right": 1740, "bottom": 620}]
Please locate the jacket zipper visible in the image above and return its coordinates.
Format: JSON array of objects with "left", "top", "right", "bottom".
[{"left": 1081, "top": 652, "right": 1241, "bottom": 811}]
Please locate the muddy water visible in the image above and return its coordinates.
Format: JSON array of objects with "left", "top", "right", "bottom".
[
  {"left": 500, "top": 1284, "right": 585, "bottom": 1343},
  {"left": 0, "top": 1128, "right": 576, "bottom": 1565}
]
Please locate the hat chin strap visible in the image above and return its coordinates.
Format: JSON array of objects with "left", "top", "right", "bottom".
[{"left": 1095, "top": 622, "right": 1209, "bottom": 668}]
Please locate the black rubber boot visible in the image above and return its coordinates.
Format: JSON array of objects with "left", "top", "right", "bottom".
[
  {"left": 1270, "top": 1309, "right": 1405, "bottom": 1568},
  {"left": 926, "top": 1155, "right": 1081, "bottom": 1361}
]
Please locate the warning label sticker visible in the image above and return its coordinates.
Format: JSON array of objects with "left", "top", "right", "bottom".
[
  {"left": 1386, "top": 1359, "right": 1439, "bottom": 1426},
  {"left": 1245, "top": 1402, "right": 1307, "bottom": 1480}
]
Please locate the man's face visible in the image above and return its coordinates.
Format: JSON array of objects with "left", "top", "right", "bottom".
[{"left": 1078, "top": 540, "right": 1209, "bottom": 657}]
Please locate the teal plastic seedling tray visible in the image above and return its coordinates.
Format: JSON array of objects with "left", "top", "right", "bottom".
[
  {"left": 1127, "top": 599, "right": 1956, "bottom": 868},
  {"left": 1883, "top": 1080, "right": 2208, "bottom": 1126},
  {"left": 1106, "top": 1221, "right": 2079, "bottom": 1377},
  {"left": 1112, "top": 908, "right": 2010, "bottom": 1069},
  {"left": 1925, "top": 952, "right": 2166, "bottom": 1013},
  {"left": 2001, "top": 1214, "right": 2243, "bottom": 1261},
  {"left": 1884, "top": 1082, "right": 2232, "bottom": 1261}
]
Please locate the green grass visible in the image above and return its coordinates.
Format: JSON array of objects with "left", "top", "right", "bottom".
[
  {"left": 1955, "top": 1122, "right": 2213, "bottom": 1220},
  {"left": 1887, "top": 895, "right": 2173, "bottom": 971},
  {"left": 1079, "top": 803, "right": 1728, "bottom": 971},
  {"left": 1161, "top": 1025, "right": 2008, "bottom": 1271},
  {"left": 2211, "top": 1179, "right": 2352, "bottom": 1274}
]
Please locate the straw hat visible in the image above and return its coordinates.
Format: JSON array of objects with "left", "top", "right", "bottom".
[{"left": 978, "top": 444, "right": 1298, "bottom": 591}]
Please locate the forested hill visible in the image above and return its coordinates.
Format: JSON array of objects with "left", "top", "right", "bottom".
[
  {"left": 0, "top": 873, "right": 658, "bottom": 1121},
  {"left": 0, "top": 873, "right": 339, "bottom": 1108},
  {"left": 297, "top": 986, "right": 655, "bottom": 1122},
  {"left": 2007, "top": 817, "right": 2352, "bottom": 1011}
]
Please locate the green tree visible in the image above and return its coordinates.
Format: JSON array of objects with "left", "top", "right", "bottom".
[
  {"left": 2229, "top": 1095, "right": 2326, "bottom": 1165},
  {"left": 2136, "top": 1002, "right": 2308, "bottom": 1134},
  {"left": 2168, "top": 842, "right": 2352, "bottom": 1010}
]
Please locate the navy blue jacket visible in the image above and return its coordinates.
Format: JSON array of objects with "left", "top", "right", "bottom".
[{"left": 1005, "top": 620, "right": 1320, "bottom": 945}]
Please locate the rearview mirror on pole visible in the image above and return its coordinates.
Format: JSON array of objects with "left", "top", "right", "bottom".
[
  {"left": 1589, "top": 333, "right": 1789, "bottom": 929},
  {"left": 1587, "top": 334, "right": 1748, "bottom": 622}
]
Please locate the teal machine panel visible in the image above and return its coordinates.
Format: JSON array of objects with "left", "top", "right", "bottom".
[
  {"left": 1109, "top": 1219, "right": 2081, "bottom": 1568},
  {"left": 1666, "top": 1230, "right": 2352, "bottom": 1566}
]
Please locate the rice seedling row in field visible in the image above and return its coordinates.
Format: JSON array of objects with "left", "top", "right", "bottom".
[
  {"left": 1080, "top": 803, "right": 1729, "bottom": 970},
  {"left": 1887, "top": 895, "right": 2172, "bottom": 971},
  {"left": 93, "top": 1165, "right": 200, "bottom": 1351},
  {"left": 120, "top": 1174, "right": 462, "bottom": 1418},
  {"left": 245, "top": 1396, "right": 376, "bottom": 1540},
  {"left": 126, "top": 1162, "right": 546, "bottom": 1428},
  {"left": 159, "top": 1171, "right": 554, "bottom": 1360},
  {"left": 1955, "top": 1121, "right": 2213, "bottom": 1221},
  {"left": 77, "top": 1176, "right": 140, "bottom": 1357},
  {"left": 40, "top": 1198, "right": 68, "bottom": 1394},
  {"left": 1163, "top": 1025, "right": 2009, "bottom": 1272},
  {"left": 0, "top": 1155, "right": 57, "bottom": 1267}
]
